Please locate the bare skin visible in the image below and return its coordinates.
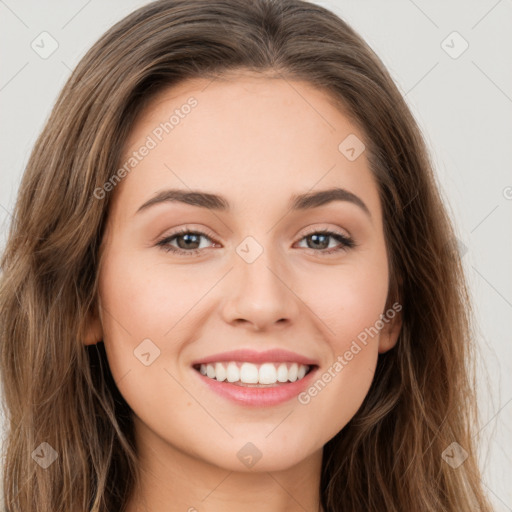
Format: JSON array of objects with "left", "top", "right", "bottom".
[{"left": 85, "top": 71, "right": 401, "bottom": 512}]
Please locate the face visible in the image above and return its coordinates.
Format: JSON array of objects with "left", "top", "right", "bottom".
[{"left": 87, "top": 72, "right": 401, "bottom": 473}]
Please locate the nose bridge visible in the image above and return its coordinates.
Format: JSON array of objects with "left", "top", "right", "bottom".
[{"left": 221, "top": 234, "right": 299, "bottom": 330}]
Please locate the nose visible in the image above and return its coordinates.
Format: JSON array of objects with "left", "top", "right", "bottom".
[{"left": 220, "top": 245, "right": 300, "bottom": 332}]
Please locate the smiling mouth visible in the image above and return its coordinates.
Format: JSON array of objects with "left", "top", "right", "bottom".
[{"left": 192, "top": 361, "right": 315, "bottom": 387}]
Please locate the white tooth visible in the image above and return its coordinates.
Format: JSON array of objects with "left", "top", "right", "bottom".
[
  {"left": 226, "top": 362, "right": 240, "bottom": 382},
  {"left": 276, "top": 363, "right": 288, "bottom": 382},
  {"left": 297, "top": 364, "right": 307, "bottom": 380},
  {"left": 259, "top": 363, "right": 277, "bottom": 384},
  {"left": 240, "top": 362, "right": 259, "bottom": 384},
  {"left": 288, "top": 363, "right": 298, "bottom": 382},
  {"left": 206, "top": 364, "right": 215, "bottom": 379},
  {"left": 203, "top": 361, "right": 308, "bottom": 383},
  {"left": 215, "top": 362, "right": 227, "bottom": 382}
]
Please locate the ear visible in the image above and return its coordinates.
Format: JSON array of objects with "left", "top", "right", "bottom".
[
  {"left": 377, "top": 305, "right": 402, "bottom": 354},
  {"left": 83, "top": 303, "right": 104, "bottom": 346}
]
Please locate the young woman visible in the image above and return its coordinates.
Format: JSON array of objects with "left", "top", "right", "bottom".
[{"left": 0, "top": 0, "right": 494, "bottom": 510}]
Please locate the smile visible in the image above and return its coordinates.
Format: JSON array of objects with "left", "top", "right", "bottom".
[
  {"left": 191, "top": 348, "right": 319, "bottom": 406},
  {"left": 193, "top": 361, "right": 312, "bottom": 386}
]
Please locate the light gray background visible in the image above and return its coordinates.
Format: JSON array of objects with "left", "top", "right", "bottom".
[{"left": 0, "top": 0, "right": 511, "bottom": 510}]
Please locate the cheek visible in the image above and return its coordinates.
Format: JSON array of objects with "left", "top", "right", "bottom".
[
  {"left": 295, "top": 251, "right": 389, "bottom": 438},
  {"left": 99, "top": 247, "right": 197, "bottom": 341},
  {"left": 97, "top": 244, "right": 221, "bottom": 393},
  {"left": 97, "top": 247, "right": 171, "bottom": 379},
  {"left": 303, "top": 248, "right": 389, "bottom": 350},
  {"left": 97, "top": 249, "right": 199, "bottom": 440}
]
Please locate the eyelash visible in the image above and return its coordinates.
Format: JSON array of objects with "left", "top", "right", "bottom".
[{"left": 155, "top": 226, "right": 356, "bottom": 257}]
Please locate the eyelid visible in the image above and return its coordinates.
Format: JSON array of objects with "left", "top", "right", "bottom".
[
  {"left": 299, "top": 223, "right": 352, "bottom": 239},
  {"left": 157, "top": 224, "right": 218, "bottom": 243},
  {"left": 157, "top": 224, "right": 352, "bottom": 245}
]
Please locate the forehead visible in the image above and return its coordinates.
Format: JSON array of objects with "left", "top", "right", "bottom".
[{"left": 112, "top": 72, "right": 381, "bottom": 220}]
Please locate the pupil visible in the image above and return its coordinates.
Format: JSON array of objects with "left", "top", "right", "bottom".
[
  {"left": 179, "top": 233, "right": 200, "bottom": 249},
  {"left": 309, "top": 234, "right": 328, "bottom": 250}
]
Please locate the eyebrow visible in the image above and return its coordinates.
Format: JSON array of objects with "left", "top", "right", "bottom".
[{"left": 135, "top": 187, "right": 371, "bottom": 217}]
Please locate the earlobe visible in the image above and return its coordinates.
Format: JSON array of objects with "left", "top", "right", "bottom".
[{"left": 377, "top": 312, "right": 402, "bottom": 354}]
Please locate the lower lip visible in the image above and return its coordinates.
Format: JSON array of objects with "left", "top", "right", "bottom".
[{"left": 194, "top": 367, "right": 318, "bottom": 407}]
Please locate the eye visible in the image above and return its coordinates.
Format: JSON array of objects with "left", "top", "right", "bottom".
[
  {"left": 156, "top": 226, "right": 356, "bottom": 257},
  {"left": 294, "top": 229, "right": 355, "bottom": 255},
  {"left": 156, "top": 227, "right": 217, "bottom": 257}
]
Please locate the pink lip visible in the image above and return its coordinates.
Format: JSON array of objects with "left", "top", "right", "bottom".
[
  {"left": 194, "top": 366, "right": 319, "bottom": 407},
  {"left": 190, "top": 348, "right": 318, "bottom": 366}
]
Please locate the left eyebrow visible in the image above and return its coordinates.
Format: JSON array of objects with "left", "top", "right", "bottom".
[
  {"left": 135, "top": 186, "right": 371, "bottom": 218},
  {"left": 290, "top": 187, "right": 371, "bottom": 218}
]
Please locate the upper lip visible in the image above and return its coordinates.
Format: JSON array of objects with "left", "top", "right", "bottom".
[{"left": 191, "top": 349, "right": 319, "bottom": 367}]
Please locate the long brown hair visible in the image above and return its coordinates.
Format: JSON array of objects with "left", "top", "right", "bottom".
[{"left": 0, "top": 0, "right": 493, "bottom": 510}]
